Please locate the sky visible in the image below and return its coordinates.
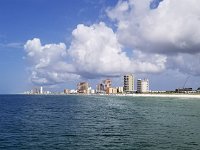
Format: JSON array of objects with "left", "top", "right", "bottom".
[{"left": 1, "top": 0, "right": 200, "bottom": 94}]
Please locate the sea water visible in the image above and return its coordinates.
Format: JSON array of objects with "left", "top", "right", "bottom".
[{"left": 0, "top": 95, "right": 200, "bottom": 149}]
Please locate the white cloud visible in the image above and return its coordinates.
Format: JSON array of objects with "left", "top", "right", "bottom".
[
  {"left": 24, "top": 23, "right": 166, "bottom": 85},
  {"left": 131, "top": 50, "right": 166, "bottom": 73},
  {"left": 21, "top": 0, "right": 200, "bottom": 90},
  {"left": 24, "top": 38, "right": 80, "bottom": 85},
  {"left": 68, "top": 22, "right": 131, "bottom": 78},
  {"left": 107, "top": 0, "right": 200, "bottom": 53},
  {"left": 107, "top": 0, "right": 200, "bottom": 75},
  {"left": 167, "top": 53, "right": 200, "bottom": 76},
  {"left": 68, "top": 22, "right": 165, "bottom": 78},
  {"left": 25, "top": 0, "right": 200, "bottom": 85}
]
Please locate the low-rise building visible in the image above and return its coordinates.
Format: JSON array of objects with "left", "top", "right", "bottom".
[
  {"left": 117, "top": 87, "right": 124, "bottom": 93},
  {"left": 90, "top": 89, "right": 95, "bottom": 94},
  {"left": 64, "top": 89, "right": 70, "bottom": 94},
  {"left": 175, "top": 88, "right": 193, "bottom": 93},
  {"left": 70, "top": 89, "right": 77, "bottom": 94},
  {"left": 197, "top": 87, "right": 200, "bottom": 93},
  {"left": 106, "top": 87, "right": 118, "bottom": 94}
]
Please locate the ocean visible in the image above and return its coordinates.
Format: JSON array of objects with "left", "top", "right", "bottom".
[{"left": 0, "top": 95, "right": 200, "bottom": 149}]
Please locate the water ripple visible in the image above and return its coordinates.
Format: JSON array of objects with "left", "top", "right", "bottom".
[{"left": 0, "top": 95, "right": 200, "bottom": 149}]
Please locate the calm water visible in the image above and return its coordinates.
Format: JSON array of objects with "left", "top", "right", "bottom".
[{"left": 0, "top": 95, "right": 200, "bottom": 150}]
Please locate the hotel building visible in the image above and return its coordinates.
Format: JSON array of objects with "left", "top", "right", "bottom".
[
  {"left": 124, "top": 74, "right": 134, "bottom": 93},
  {"left": 137, "top": 79, "right": 149, "bottom": 93},
  {"left": 96, "top": 83, "right": 105, "bottom": 93},
  {"left": 103, "top": 79, "right": 112, "bottom": 91},
  {"left": 77, "top": 82, "right": 89, "bottom": 94}
]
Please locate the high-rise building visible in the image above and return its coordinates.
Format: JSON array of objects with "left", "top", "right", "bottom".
[
  {"left": 96, "top": 79, "right": 112, "bottom": 93},
  {"left": 77, "top": 82, "right": 89, "bottom": 94},
  {"left": 96, "top": 83, "right": 105, "bottom": 93},
  {"left": 103, "top": 79, "right": 112, "bottom": 91},
  {"left": 124, "top": 74, "right": 134, "bottom": 93},
  {"left": 137, "top": 79, "right": 149, "bottom": 93},
  {"left": 40, "top": 86, "right": 43, "bottom": 94}
]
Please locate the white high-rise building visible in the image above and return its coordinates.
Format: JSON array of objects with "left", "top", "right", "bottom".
[
  {"left": 40, "top": 86, "right": 43, "bottom": 94},
  {"left": 137, "top": 79, "right": 149, "bottom": 93},
  {"left": 124, "top": 74, "right": 134, "bottom": 93}
]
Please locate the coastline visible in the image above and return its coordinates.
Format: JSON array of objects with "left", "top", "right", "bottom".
[
  {"left": 77, "top": 93, "right": 200, "bottom": 99},
  {"left": 115, "top": 93, "right": 200, "bottom": 99},
  {"left": 19, "top": 93, "right": 200, "bottom": 99}
]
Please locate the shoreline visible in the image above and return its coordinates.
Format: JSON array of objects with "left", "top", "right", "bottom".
[
  {"left": 114, "top": 93, "right": 200, "bottom": 98},
  {"left": 19, "top": 93, "right": 200, "bottom": 99}
]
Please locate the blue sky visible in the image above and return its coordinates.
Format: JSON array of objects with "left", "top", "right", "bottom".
[
  {"left": 0, "top": 0, "right": 118, "bottom": 93},
  {"left": 1, "top": 0, "right": 200, "bottom": 94}
]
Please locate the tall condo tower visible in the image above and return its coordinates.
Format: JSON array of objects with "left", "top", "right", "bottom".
[
  {"left": 137, "top": 79, "right": 149, "bottom": 93},
  {"left": 40, "top": 86, "right": 43, "bottom": 94},
  {"left": 124, "top": 74, "right": 134, "bottom": 93}
]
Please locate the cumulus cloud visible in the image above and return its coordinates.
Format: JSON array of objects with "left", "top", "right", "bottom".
[
  {"left": 150, "top": 0, "right": 163, "bottom": 9},
  {"left": 25, "top": 23, "right": 166, "bottom": 85},
  {"left": 68, "top": 22, "right": 166, "bottom": 78},
  {"left": 131, "top": 50, "right": 166, "bottom": 73},
  {"left": 24, "top": 38, "right": 80, "bottom": 85},
  {"left": 68, "top": 22, "right": 131, "bottom": 78},
  {"left": 25, "top": 0, "right": 200, "bottom": 85},
  {"left": 107, "top": 0, "right": 200, "bottom": 75},
  {"left": 107, "top": 0, "right": 200, "bottom": 54},
  {"left": 167, "top": 53, "right": 200, "bottom": 76}
]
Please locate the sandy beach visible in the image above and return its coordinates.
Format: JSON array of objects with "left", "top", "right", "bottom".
[
  {"left": 26, "top": 93, "right": 200, "bottom": 99},
  {"left": 114, "top": 93, "right": 200, "bottom": 99}
]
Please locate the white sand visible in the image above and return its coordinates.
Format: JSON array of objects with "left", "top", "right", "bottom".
[{"left": 113, "top": 93, "right": 200, "bottom": 99}]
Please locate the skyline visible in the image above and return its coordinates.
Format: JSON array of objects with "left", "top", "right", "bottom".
[{"left": 1, "top": 0, "right": 200, "bottom": 94}]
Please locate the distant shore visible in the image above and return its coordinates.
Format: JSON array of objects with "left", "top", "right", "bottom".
[
  {"left": 114, "top": 93, "right": 200, "bottom": 99},
  {"left": 22, "top": 93, "right": 200, "bottom": 99},
  {"left": 80, "top": 93, "right": 200, "bottom": 99}
]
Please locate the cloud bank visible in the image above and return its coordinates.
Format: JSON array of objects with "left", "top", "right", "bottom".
[
  {"left": 24, "top": 0, "right": 200, "bottom": 85},
  {"left": 24, "top": 38, "right": 79, "bottom": 85},
  {"left": 107, "top": 0, "right": 200, "bottom": 74}
]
